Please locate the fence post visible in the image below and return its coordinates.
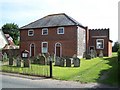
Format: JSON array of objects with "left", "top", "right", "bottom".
[{"left": 49, "top": 57, "right": 52, "bottom": 78}]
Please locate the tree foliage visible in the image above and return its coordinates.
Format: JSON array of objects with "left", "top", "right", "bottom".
[
  {"left": 2, "top": 23, "right": 20, "bottom": 45},
  {"left": 112, "top": 42, "right": 120, "bottom": 52},
  {"left": 118, "top": 44, "right": 120, "bottom": 61}
]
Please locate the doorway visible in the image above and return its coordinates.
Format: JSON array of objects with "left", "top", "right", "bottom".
[
  {"left": 30, "top": 44, "right": 35, "bottom": 57},
  {"left": 55, "top": 43, "right": 62, "bottom": 57}
]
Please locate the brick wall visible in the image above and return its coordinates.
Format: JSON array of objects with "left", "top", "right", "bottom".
[
  {"left": 20, "top": 26, "right": 79, "bottom": 57},
  {"left": 88, "top": 28, "right": 112, "bottom": 56}
]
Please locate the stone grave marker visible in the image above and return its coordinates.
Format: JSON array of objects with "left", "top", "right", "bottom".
[
  {"left": 0, "top": 52, "right": 3, "bottom": 61},
  {"left": 16, "top": 56, "right": 21, "bottom": 67},
  {"left": 66, "top": 58, "right": 71, "bottom": 67},
  {"left": 39, "top": 55, "right": 46, "bottom": 65},
  {"left": 60, "top": 57, "right": 65, "bottom": 67},
  {"left": 55, "top": 57, "right": 60, "bottom": 66},
  {"left": 99, "top": 50, "right": 103, "bottom": 58},
  {"left": 73, "top": 58, "right": 80, "bottom": 67},
  {"left": 90, "top": 49, "right": 94, "bottom": 58}
]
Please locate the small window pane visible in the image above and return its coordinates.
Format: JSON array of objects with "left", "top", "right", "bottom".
[
  {"left": 42, "top": 28, "right": 48, "bottom": 35},
  {"left": 96, "top": 39, "right": 104, "bottom": 49},
  {"left": 57, "top": 27, "right": 64, "bottom": 34},
  {"left": 56, "top": 43, "right": 61, "bottom": 47},
  {"left": 43, "top": 43, "right": 47, "bottom": 47},
  {"left": 28, "top": 30, "right": 34, "bottom": 36},
  {"left": 42, "top": 42, "right": 48, "bottom": 53}
]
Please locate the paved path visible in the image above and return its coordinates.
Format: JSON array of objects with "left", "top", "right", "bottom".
[{"left": 0, "top": 72, "right": 118, "bottom": 89}]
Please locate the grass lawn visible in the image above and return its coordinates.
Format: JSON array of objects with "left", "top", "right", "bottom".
[
  {"left": 0, "top": 53, "right": 119, "bottom": 86},
  {"left": 53, "top": 53, "right": 119, "bottom": 86},
  {"left": 53, "top": 57, "right": 111, "bottom": 82},
  {"left": 1, "top": 64, "right": 50, "bottom": 77}
]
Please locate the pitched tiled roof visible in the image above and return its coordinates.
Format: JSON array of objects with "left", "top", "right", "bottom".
[
  {"left": 5, "top": 34, "right": 15, "bottom": 45},
  {"left": 20, "top": 13, "right": 84, "bottom": 29}
]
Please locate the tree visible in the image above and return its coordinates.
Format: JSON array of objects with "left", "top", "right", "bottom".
[
  {"left": 112, "top": 41, "right": 120, "bottom": 52},
  {"left": 2, "top": 23, "right": 20, "bottom": 45},
  {"left": 118, "top": 45, "right": 120, "bottom": 61}
]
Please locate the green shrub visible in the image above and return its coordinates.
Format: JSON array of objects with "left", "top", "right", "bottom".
[
  {"left": 118, "top": 47, "right": 120, "bottom": 61},
  {"left": 32, "top": 56, "right": 40, "bottom": 64}
]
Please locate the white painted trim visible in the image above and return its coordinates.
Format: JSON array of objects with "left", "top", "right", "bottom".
[
  {"left": 96, "top": 39, "right": 104, "bottom": 49},
  {"left": 28, "top": 29, "right": 34, "bottom": 36},
  {"left": 30, "top": 43, "right": 35, "bottom": 57},
  {"left": 57, "top": 27, "right": 64, "bottom": 34},
  {"left": 41, "top": 42, "right": 48, "bottom": 53},
  {"left": 55, "top": 42, "right": 62, "bottom": 57},
  {"left": 42, "top": 28, "right": 48, "bottom": 35},
  {"left": 92, "top": 36, "right": 107, "bottom": 38}
]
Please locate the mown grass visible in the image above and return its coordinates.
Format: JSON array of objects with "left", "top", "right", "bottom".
[
  {"left": 53, "top": 57, "right": 111, "bottom": 83},
  {"left": 53, "top": 52, "right": 119, "bottom": 86},
  {"left": 1, "top": 64, "right": 50, "bottom": 77}
]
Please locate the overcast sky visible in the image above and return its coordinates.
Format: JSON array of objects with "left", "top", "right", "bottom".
[{"left": 0, "top": 0, "right": 118, "bottom": 43}]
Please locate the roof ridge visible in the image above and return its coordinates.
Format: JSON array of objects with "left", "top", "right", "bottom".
[
  {"left": 20, "top": 13, "right": 65, "bottom": 29},
  {"left": 20, "top": 13, "right": 85, "bottom": 29},
  {"left": 46, "top": 13, "right": 65, "bottom": 17}
]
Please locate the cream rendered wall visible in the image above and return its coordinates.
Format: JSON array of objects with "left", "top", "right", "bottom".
[
  {"left": 0, "top": 30, "right": 8, "bottom": 49},
  {"left": 77, "top": 26, "right": 86, "bottom": 58}
]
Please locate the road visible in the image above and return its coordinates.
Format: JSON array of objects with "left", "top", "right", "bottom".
[
  {"left": 0, "top": 73, "right": 117, "bottom": 89},
  {"left": 0, "top": 74, "right": 95, "bottom": 88}
]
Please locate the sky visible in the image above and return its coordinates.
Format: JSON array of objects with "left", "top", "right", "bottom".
[{"left": 0, "top": 0, "right": 119, "bottom": 43}]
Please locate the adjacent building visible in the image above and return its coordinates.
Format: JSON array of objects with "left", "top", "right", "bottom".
[
  {"left": 0, "top": 29, "right": 8, "bottom": 49},
  {"left": 88, "top": 28, "right": 112, "bottom": 56}
]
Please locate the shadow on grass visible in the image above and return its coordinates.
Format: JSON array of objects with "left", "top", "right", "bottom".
[{"left": 95, "top": 55, "right": 119, "bottom": 88}]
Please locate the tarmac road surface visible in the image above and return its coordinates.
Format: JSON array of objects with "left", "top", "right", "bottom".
[{"left": 0, "top": 72, "right": 118, "bottom": 89}]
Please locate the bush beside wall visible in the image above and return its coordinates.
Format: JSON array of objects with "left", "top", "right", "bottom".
[{"left": 118, "top": 46, "right": 120, "bottom": 61}]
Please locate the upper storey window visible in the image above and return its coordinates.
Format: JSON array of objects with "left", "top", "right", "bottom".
[
  {"left": 42, "top": 28, "right": 48, "bottom": 35},
  {"left": 57, "top": 27, "right": 64, "bottom": 34},
  {"left": 28, "top": 29, "right": 34, "bottom": 36}
]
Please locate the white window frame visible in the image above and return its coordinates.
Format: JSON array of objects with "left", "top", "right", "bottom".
[
  {"left": 41, "top": 42, "right": 48, "bottom": 53},
  {"left": 57, "top": 27, "right": 64, "bottom": 34},
  {"left": 42, "top": 28, "right": 48, "bottom": 35},
  {"left": 28, "top": 29, "right": 34, "bottom": 36},
  {"left": 96, "top": 39, "right": 104, "bottom": 49}
]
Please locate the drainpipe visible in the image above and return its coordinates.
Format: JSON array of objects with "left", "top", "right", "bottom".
[{"left": 85, "top": 26, "right": 89, "bottom": 54}]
